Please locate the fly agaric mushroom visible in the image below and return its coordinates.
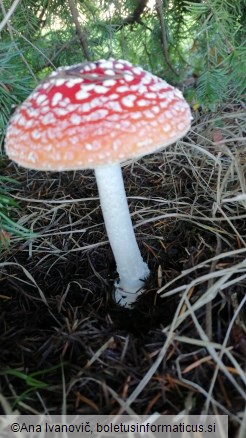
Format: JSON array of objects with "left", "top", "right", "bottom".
[{"left": 5, "top": 59, "right": 192, "bottom": 308}]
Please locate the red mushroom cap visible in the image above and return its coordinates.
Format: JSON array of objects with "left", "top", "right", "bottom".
[{"left": 5, "top": 59, "right": 192, "bottom": 170}]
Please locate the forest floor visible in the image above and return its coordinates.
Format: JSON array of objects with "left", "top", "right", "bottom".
[{"left": 0, "top": 100, "right": 245, "bottom": 437}]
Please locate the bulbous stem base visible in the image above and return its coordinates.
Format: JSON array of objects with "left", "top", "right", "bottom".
[{"left": 114, "top": 278, "right": 147, "bottom": 308}]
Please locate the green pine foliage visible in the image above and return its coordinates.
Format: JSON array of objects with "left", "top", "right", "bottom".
[
  {"left": 226, "top": 47, "right": 246, "bottom": 96},
  {"left": 196, "top": 69, "right": 228, "bottom": 111},
  {"left": 0, "top": 0, "right": 245, "bottom": 132},
  {"left": 0, "top": 42, "right": 32, "bottom": 147},
  {"left": 0, "top": 172, "right": 35, "bottom": 243},
  {"left": 183, "top": 0, "right": 246, "bottom": 108}
]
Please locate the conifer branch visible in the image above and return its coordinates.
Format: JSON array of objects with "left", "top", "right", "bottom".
[
  {"left": 67, "top": 0, "right": 90, "bottom": 61},
  {"left": 117, "top": 0, "right": 148, "bottom": 30},
  {"left": 0, "top": 0, "right": 22, "bottom": 33},
  {"left": 155, "top": 0, "right": 178, "bottom": 76}
]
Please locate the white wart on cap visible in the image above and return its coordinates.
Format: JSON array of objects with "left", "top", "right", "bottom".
[{"left": 5, "top": 59, "right": 192, "bottom": 170}]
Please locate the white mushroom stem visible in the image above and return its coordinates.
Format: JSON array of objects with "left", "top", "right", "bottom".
[{"left": 95, "top": 163, "right": 150, "bottom": 308}]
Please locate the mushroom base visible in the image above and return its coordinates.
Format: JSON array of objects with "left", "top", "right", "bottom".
[{"left": 114, "top": 278, "right": 147, "bottom": 308}]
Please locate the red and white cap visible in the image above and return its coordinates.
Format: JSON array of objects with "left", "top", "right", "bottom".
[{"left": 5, "top": 59, "right": 192, "bottom": 170}]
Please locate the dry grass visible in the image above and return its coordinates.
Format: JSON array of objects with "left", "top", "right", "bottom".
[{"left": 0, "top": 101, "right": 245, "bottom": 436}]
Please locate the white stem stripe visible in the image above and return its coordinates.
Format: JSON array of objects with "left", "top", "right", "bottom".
[{"left": 95, "top": 164, "right": 149, "bottom": 299}]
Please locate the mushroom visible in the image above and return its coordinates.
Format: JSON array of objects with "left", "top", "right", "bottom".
[{"left": 5, "top": 59, "right": 192, "bottom": 308}]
